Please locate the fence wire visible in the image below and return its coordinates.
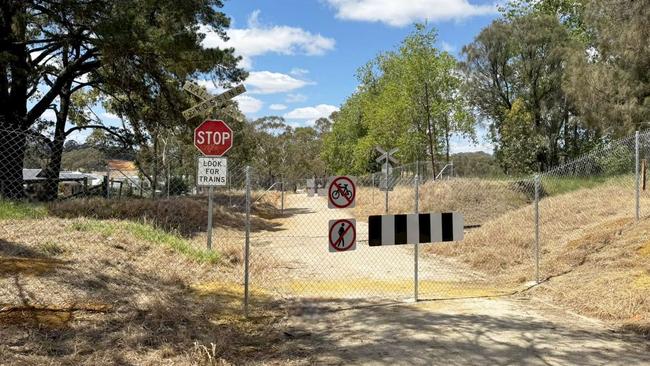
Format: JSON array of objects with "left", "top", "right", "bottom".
[{"left": 1, "top": 127, "right": 650, "bottom": 315}]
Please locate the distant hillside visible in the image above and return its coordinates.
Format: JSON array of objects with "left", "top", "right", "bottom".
[{"left": 451, "top": 151, "right": 504, "bottom": 177}]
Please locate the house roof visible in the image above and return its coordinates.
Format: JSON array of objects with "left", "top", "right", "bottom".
[
  {"left": 107, "top": 160, "right": 137, "bottom": 172},
  {"left": 23, "top": 169, "right": 97, "bottom": 182}
]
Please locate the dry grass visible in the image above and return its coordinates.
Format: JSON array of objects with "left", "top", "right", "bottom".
[
  {"left": 48, "top": 195, "right": 283, "bottom": 237},
  {"left": 421, "top": 180, "right": 650, "bottom": 335},
  {"left": 355, "top": 178, "right": 530, "bottom": 225},
  {"left": 0, "top": 216, "right": 307, "bottom": 365}
]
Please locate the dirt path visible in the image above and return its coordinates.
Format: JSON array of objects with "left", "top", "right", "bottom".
[
  {"left": 251, "top": 194, "right": 486, "bottom": 298},
  {"left": 252, "top": 193, "right": 650, "bottom": 365}
]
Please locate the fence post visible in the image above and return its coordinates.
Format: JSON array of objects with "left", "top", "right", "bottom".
[
  {"left": 207, "top": 186, "right": 214, "bottom": 250},
  {"left": 106, "top": 168, "right": 111, "bottom": 199},
  {"left": 414, "top": 166, "right": 419, "bottom": 302},
  {"left": 372, "top": 174, "right": 375, "bottom": 205},
  {"left": 534, "top": 174, "right": 540, "bottom": 284},
  {"left": 244, "top": 166, "right": 251, "bottom": 317},
  {"left": 634, "top": 131, "right": 641, "bottom": 222},
  {"left": 228, "top": 173, "right": 232, "bottom": 207},
  {"left": 281, "top": 180, "right": 285, "bottom": 215},
  {"left": 384, "top": 152, "right": 389, "bottom": 213}
]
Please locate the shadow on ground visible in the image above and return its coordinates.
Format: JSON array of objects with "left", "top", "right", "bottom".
[
  {"left": 0, "top": 238, "right": 297, "bottom": 364},
  {"left": 271, "top": 296, "right": 650, "bottom": 366}
]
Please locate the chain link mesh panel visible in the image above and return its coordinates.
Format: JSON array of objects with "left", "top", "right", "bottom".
[{"left": 2, "top": 127, "right": 650, "bottom": 316}]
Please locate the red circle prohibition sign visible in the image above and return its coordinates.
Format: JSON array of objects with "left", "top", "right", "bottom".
[
  {"left": 329, "top": 219, "right": 356, "bottom": 252},
  {"left": 328, "top": 176, "right": 356, "bottom": 208}
]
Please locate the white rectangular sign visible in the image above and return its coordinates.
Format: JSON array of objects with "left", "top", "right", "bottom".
[{"left": 197, "top": 157, "right": 227, "bottom": 187}]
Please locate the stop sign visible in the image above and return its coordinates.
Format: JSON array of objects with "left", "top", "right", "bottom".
[{"left": 194, "top": 120, "right": 233, "bottom": 156}]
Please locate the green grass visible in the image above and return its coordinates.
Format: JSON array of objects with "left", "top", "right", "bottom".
[
  {"left": 0, "top": 200, "right": 47, "bottom": 220},
  {"left": 122, "top": 222, "right": 220, "bottom": 264},
  {"left": 71, "top": 218, "right": 220, "bottom": 264},
  {"left": 71, "top": 220, "right": 116, "bottom": 237},
  {"left": 542, "top": 175, "right": 628, "bottom": 196}
]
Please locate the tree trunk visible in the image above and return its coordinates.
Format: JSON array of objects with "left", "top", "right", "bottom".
[
  {"left": 424, "top": 82, "right": 437, "bottom": 180},
  {"left": 0, "top": 126, "right": 27, "bottom": 199},
  {"left": 152, "top": 135, "right": 158, "bottom": 199},
  {"left": 41, "top": 46, "right": 73, "bottom": 201},
  {"left": 444, "top": 115, "right": 451, "bottom": 164},
  {"left": 41, "top": 93, "right": 72, "bottom": 201}
]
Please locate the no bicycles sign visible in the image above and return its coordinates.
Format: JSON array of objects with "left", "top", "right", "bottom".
[
  {"left": 329, "top": 219, "right": 357, "bottom": 252},
  {"left": 328, "top": 176, "right": 356, "bottom": 209}
]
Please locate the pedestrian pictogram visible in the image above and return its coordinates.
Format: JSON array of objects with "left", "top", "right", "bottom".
[
  {"left": 328, "top": 219, "right": 357, "bottom": 252},
  {"left": 328, "top": 176, "right": 356, "bottom": 209}
]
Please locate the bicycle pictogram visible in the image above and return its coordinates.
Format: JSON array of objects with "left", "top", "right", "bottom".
[{"left": 328, "top": 176, "right": 356, "bottom": 209}]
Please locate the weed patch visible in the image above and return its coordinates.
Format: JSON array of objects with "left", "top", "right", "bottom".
[{"left": 0, "top": 200, "right": 46, "bottom": 220}]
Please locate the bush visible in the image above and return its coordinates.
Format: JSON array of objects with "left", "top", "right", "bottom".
[
  {"left": 48, "top": 196, "right": 280, "bottom": 236},
  {"left": 168, "top": 177, "right": 189, "bottom": 196}
]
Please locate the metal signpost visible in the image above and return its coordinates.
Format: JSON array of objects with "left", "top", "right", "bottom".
[
  {"left": 183, "top": 81, "right": 245, "bottom": 250},
  {"left": 375, "top": 146, "right": 399, "bottom": 213}
]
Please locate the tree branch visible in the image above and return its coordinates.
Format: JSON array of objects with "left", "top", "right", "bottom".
[
  {"left": 26, "top": 54, "right": 100, "bottom": 126},
  {"left": 64, "top": 124, "right": 129, "bottom": 145}
]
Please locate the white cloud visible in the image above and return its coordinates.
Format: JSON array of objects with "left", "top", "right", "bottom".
[
  {"left": 234, "top": 95, "right": 263, "bottom": 114},
  {"left": 284, "top": 104, "right": 339, "bottom": 122},
  {"left": 440, "top": 41, "right": 456, "bottom": 53},
  {"left": 269, "top": 104, "right": 288, "bottom": 111},
  {"left": 201, "top": 10, "right": 335, "bottom": 69},
  {"left": 41, "top": 109, "right": 56, "bottom": 121},
  {"left": 102, "top": 112, "right": 120, "bottom": 121},
  {"left": 286, "top": 93, "right": 308, "bottom": 103},
  {"left": 327, "top": 0, "right": 497, "bottom": 27},
  {"left": 290, "top": 68, "right": 310, "bottom": 77},
  {"left": 195, "top": 79, "right": 218, "bottom": 93},
  {"left": 245, "top": 71, "right": 312, "bottom": 94}
]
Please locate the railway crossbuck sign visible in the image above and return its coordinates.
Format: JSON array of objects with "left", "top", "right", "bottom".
[
  {"left": 182, "top": 81, "right": 245, "bottom": 251},
  {"left": 182, "top": 82, "right": 246, "bottom": 120}
]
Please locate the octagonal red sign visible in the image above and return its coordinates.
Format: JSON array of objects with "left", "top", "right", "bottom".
[{"left": 194, "top": 120, "right": 233, "bottom": 157}]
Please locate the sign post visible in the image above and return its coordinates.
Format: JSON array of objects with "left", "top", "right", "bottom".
[
  {"left": 375, "top": 147, "right": 399, "bottom": 213},
  {"left": 183, "top": 82, "right": 245, "bottom": 250}
]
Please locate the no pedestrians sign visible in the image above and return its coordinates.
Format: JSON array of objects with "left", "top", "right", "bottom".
[{"left": 329, "top": 219, "right": 357, "bottom": 252}]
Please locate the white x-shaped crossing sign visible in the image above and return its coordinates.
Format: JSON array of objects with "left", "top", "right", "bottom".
[{"left": 182, "top": 81, "right": 247, "bottom": 120}]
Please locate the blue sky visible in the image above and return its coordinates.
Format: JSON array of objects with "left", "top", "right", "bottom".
[
  {"left": 60, "top": 0, "right": 501, "bottom": 152},
  {"left": 208, "top": 0, "right": 500, "bottom": 152}
]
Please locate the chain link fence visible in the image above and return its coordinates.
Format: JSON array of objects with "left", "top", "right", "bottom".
[{"left": 1, "top": 127, "right": 649, "bottom": 316}]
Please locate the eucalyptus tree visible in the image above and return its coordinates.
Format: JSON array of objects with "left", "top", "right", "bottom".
[{"left": 0, "top": 0, "right": 243, "bottom": 199}]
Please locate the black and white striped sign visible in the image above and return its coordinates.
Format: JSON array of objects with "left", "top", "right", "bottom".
[{"left": 368, "top": 212, "right": 464, "bottom": 246}]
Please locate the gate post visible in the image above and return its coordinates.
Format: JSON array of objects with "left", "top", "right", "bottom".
[
  {"left": 244, "top": 166, "right": 251, "bottom": 317},
  {"left": 414, "top": 165, "right": 420, "bottom": 302},
  {"left": 634, "top": 131, "right": 641, "bottom": 222},
  {"left": 534, "top": 174, "right": 540, "bottom": 284}
]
